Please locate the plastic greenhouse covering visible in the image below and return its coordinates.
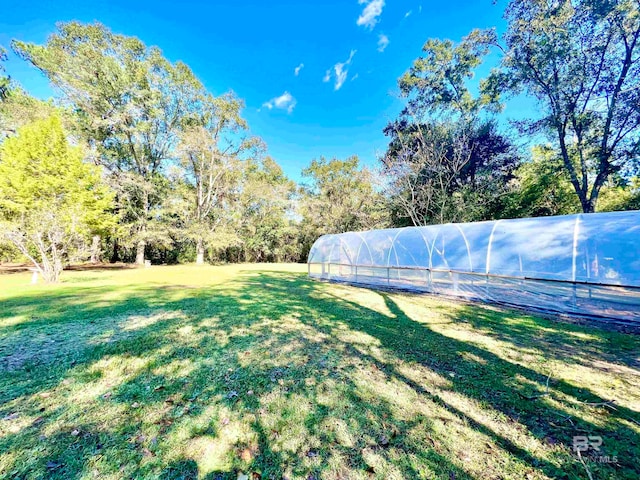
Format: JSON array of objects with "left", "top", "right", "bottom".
[{"left": 307, "top": 210, "right": 640, "bottom": 323}]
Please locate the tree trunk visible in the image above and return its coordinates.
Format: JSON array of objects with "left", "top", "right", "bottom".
[
  {"left": 42, "top": 250, "right": 63, "bottom": 283},
  {"left": 111, "top": 237, "right": 120, "bottom": 263},
  {"left": 583, "top": 200, "right": 596, "bottom": 213},
  {"left": 196, "top": 237, "right": 205, "bottom": 265},
  {"left": 136, "top": 240, "right": 146, "bottom": 265},
  {"left": 90, "top": 235, "right": 101, "bottom": 263}
]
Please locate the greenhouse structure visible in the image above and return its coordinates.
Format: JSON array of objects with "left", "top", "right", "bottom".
[{"left": 307, "top": 210, "right": 640, "bottom": 323}]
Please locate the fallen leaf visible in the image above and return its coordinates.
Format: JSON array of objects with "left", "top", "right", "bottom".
[{"left": 156, "top": 418, "right": 173, "bottom": 427}]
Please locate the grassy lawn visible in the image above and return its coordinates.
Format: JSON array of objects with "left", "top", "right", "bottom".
[{"left": 1, "top": 264, "right": 639, "bottom": 480}]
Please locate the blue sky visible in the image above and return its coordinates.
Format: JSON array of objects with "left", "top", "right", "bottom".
[{"left": 0, "top": 0, "right": 531, "bottom": 182}]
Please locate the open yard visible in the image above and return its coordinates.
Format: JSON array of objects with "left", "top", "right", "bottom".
[{"left": 0, "top": 264, "right": 639, "bottom": 480}]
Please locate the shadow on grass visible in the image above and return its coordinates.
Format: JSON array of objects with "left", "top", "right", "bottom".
[{"left": 1, "top": 268, "right": 638, "bottom": 479}]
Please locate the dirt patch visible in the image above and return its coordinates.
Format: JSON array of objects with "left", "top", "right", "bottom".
[
  {"left": 0, "top": 263, "right": 35, "bottom": 274},
  {"left": 64, "top": 262, "right": 135, "bottom": 272},
  {"left": 0, "top": 262, "right": 136, "bottom": 275}
]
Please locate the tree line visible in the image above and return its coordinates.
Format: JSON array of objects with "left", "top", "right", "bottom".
[{"left": 1, "top": 0, "right": 639, "bottom": 282}]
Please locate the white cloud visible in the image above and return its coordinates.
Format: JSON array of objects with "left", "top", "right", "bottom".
[
  {"left": 405, "top": 10, "right": 412, "bottom": 18},
  {"left": 357, "top": 0, "right": 385, "bottom": 30},
  {"left": 377, "top": 34, "right": 389, "bottom": 52},
  {"left": 262, "top": 91, "right": 297, "bottom": 114},
  {"left": 324, "top": 50, "right": 357, "bottom": 91},
  {"left": 294, "top": 63, "right": 304, "bottom": 76}
]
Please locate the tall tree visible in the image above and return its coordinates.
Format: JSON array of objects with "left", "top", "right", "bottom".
[
  {"left": 385, "top": 29, "right": 518, "bottom": 226},
  {"left": 299, "top": 156, "right": 389, "bottom": 257},
  {"left": 383, "top": 121, "right": 472, "bottom": 225},
  {"left": 505, "top": 145, "right": 640, "bottom": 217},
  {"left": 383, "top": 119, "right": 519, "bottom": 225},
  {"left": 177, "top": 93, "right": 259, "bottom": 264},
  {"left": 494, "top": 0, "right": 640, "bottom": 212},
  {"left": 239, "top": 156, "right": 298, "bottom": 262},
  {"left": 398, "top": 28, "right": 501, "bottom": 121},
  {"left": 13, "top": 22, "right": 204, "bottom": 263},
  {"left": 0, "top": 115, "right": 113, "bottom": 282}
]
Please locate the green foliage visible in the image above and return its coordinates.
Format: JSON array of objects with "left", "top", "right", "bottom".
[
  {"left": 504, "top": 146, "right": 640, "bottom": 218},
  {"left": 299, "top": 156, "right": 389, "bottom": 256},
  {"left": 495, "top": 0, "right": 640, "bottom": 212},
  {"left": 0, "top": 88, "right": 68, "bottom": 139},
  {"left": 399, "top": 29, "right": 501, "bottom": 120},
  {"left": 390, "top": 1, "right": 640, "bottom": 219},
  {"left": 597, "top": 176, "right": 640, "bottom": 212},
  {"left": 0, "top": 115, "right": 113, "bottom": 228},
  {"left": 239, "top": 157, "right": 299, "bottom": 262},
  {"left": 13, "top": 22, "right": 206, "bottom": 263},
  {"left": 388, "top": 28, "right": 519, "bottom": 227},
  {"left": 0, "top": 240, "right": 20, "bottom": 263},
  {"left": 503, "top": 146, "right": 582, "bottom": 218},
  {"left": 3, "top": 14, "right": 640, "bottom": 270},
  {"left": 383, "top": 119, "right": 520, "bottom": 225},
  {"left": 0, "top": 115, "right": 114, "bottom": 280},
  {"left": 175, "top": 92, "right": 261, "bottom": 264}
]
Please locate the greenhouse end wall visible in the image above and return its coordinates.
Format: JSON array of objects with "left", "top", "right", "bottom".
[{"left": 307, "top": 211, "right": 640, "bottom": 323}]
